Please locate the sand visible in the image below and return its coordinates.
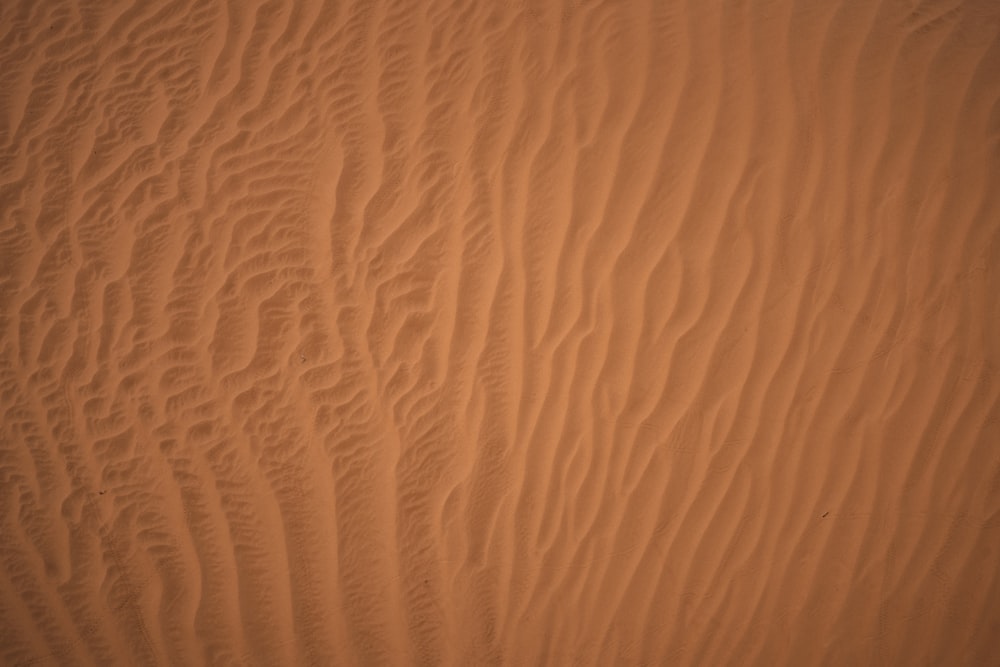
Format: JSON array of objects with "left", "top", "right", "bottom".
[{"left": 1, "top": 0, "right": 999, "bottom": 665}]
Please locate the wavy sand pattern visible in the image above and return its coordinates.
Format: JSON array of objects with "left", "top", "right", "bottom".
[{"left": 2, "top": 0, "right": 1000, "bottom": 665}]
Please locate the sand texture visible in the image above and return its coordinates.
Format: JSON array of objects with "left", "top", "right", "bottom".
[{"left": 2, "top": 0, "right": 1000, "bottom": 665}]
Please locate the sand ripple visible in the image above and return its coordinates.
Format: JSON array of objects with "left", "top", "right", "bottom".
[{"left": 2, "top": 0, "right": 999, "bottom": 664}]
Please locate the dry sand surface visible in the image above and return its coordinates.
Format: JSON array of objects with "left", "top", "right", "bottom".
[{"left": 2, "top": 0, "right": 1000, "bottom": 665}]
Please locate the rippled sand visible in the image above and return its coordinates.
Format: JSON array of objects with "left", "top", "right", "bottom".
[{"left": 2, "top": 0, "right": 999, "bottom": 665}]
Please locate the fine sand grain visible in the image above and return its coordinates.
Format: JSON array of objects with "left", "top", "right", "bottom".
[{"left": 2, "top": 0, "right": 999, "bottom": 665}]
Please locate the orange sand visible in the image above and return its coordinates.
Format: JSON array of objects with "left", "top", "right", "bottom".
[{"left": 2, "top": 0, "right": 999, "bottom": 665}]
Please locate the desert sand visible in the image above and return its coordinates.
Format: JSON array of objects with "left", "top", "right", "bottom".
[{"left": 1, "top": 0, "right": 999, "bottom": 665}]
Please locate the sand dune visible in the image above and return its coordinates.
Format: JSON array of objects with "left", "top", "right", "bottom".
[{"left": 2, "top": 0, "right": 999, "bottom": 664}]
